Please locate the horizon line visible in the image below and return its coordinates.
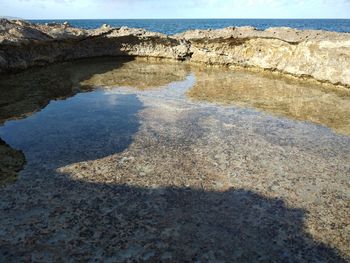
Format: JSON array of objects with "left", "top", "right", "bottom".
[{"left": 23, "top": 18, "right": 350, "bottom": 20}]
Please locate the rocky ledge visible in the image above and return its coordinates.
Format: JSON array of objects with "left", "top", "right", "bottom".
[{"left": 1, "top": 19, "right": 350, "bottom": 87}]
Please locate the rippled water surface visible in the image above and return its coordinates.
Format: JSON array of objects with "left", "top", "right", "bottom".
[{"left": 0, "top": 58, "right": 349, "bottom": 261}]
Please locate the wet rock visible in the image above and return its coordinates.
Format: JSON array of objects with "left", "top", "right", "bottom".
[
  {"left": 0, "top": 49, "right": 349, "bottom": 262},
  {"left": 0, "top": 138, "right": 25, "bottom": 186}
]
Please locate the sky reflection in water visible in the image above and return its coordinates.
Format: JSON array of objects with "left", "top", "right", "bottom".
[{"left": 0, "top": 58, "right": 349, "bottom": 171}]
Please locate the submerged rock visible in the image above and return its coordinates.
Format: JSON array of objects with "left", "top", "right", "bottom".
[
  {"left": 0, "top": 56, "right": 349, "bottom": 261},
  {"left": 0, "top": 138, "right": 25, "bottom": 186},
  {"left": 0, "top": 19, "right": 349, "bottom": 87}
]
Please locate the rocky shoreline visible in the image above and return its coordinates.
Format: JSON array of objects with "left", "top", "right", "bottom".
[
  {"left": 1, "top": 19, "right": 350, "bottom": 87},
  {"left": 1, "top": 20, "right": 350, "bottom": 261},
  {"left": 0, "top": 56, "right": 349, "bottom": 261}
]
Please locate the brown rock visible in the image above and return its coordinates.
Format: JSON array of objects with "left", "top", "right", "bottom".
[{"left": 0, "top": 19, "right": 349, "bottom": 87}]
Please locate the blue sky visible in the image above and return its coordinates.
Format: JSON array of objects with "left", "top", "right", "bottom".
[{"left": 1, "top": 0, "right": 350, "bottom": 19}]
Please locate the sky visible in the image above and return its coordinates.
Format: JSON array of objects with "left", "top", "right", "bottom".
[{"left": 1, "top": 0, "right": 350, "bottom": 19}]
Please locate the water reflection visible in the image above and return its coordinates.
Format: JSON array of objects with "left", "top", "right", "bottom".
[
  {"left": 0, "top": 58, "right": 129, "bottom": 124},
  {"left": 80, "top": 58, "right": 190, "bottom": 90},
  {"left": 0, "top": 58, "right": 191, "bottom": 182},
  {"left": 0, "top": 58, "right": 349, "bottom": 260},
  {"left": 0, "top": 92, "right": 143, "bottom": 168},
  {"left": 0, "top": 58, "right": 349, "bottom": 172},
  {"left": 187, "top": 66, "right": 350, "bottom": 135},
  {"left": 0, "top": 57, "right": 189, "bottom": 124}
]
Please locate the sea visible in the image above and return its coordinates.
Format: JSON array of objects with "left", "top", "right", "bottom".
[{"left": 29, "top": 19, "right": 350, "bottom": 34}]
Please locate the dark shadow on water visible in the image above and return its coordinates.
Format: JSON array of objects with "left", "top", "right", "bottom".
[
  {"left": 0, "top": 57, "right": 347, "bottom": 262},
  {"left": 0, "top": 177, "right": 346, "bottom": 262}
]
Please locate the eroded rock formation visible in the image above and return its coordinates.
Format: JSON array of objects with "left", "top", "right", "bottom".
[{"left": 0, "top": 19, "right": 350, "bottom": 87}]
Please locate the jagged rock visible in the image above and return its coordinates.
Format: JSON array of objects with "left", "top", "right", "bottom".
[
  {"left": 0, "top": 19, "right": 349, "bottom": 87},
  {"left": 177, "top": 27, "right": 350, "bottom": 87}
]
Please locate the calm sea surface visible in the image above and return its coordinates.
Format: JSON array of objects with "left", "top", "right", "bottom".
[{"left": 29, "top": 19, "right": 350, "bottom": 34}]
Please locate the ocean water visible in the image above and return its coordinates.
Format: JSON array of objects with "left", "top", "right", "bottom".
[{"left": 29, "top": 19, "right": 350, "bottom": 34}]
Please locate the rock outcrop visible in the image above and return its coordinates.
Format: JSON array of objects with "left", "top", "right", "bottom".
[
  {"left": 0, "top": 19, "right": 190, "bottom": 73},
  {"left": 177, "top": 27, "right": 350, "bottom": 87},
  {"left": 1, "top": 19, "right": 350, "bottom": 87}
]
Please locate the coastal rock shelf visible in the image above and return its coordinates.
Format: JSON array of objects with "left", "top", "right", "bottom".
[
  {"left": 1, "top": 19, "right": 350, "bottom": 87},
  {"left": 1, "top": 20, "right": 350, "bottom": 261},
  {"left": 0, "top": 58, "right": 349, "bottom": 262}
]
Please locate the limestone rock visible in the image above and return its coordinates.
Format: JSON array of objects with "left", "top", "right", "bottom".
[
  {"left": 0, "top": 19, "right": 349, "bottom": 87},
  {"left": 177, "top": 27, "right": 350, "bottom": 87}
]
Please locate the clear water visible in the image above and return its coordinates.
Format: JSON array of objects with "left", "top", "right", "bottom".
[
  {"left": 1, "top": 58, "right": 349, "bottom": 170},
  {"left": 0, "top": 92, "right": 143, "bottom": 168},
  {"left": 0, "top": 58, "right": 349, "bottom": 261},
  {"left": 29, "top": 19, "right": 350, "bottom": 34}
]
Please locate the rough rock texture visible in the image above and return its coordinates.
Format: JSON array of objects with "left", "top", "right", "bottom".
[
  {"left": 0, "top": 62, "right": 349, "bottom": 260},
  {"left": 177, "top": 27, "right": 350, "bottom": 87},
  {"left": 0, "top": 19, "right": 190, "bottom": 73},
  {"left": 0, "top": 19, "right": 350, "bottom": 86},
  {"left": 0, "top": 138, "right": 25, "bottom": 186}
]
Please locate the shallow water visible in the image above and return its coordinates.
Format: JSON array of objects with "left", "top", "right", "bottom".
[
  {"left": 188, "top": 66, "right": 350, "bottom": 135},
  {"left": 1, "top": 92, "right": 143, "bottom": 168},
  {"left": 0, "top": 58, "right": 349, "bottom": 261}
]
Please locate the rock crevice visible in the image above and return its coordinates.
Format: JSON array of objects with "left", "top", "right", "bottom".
[{"left": 1, "top": 19, "right": 350, "bottom": 87}]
